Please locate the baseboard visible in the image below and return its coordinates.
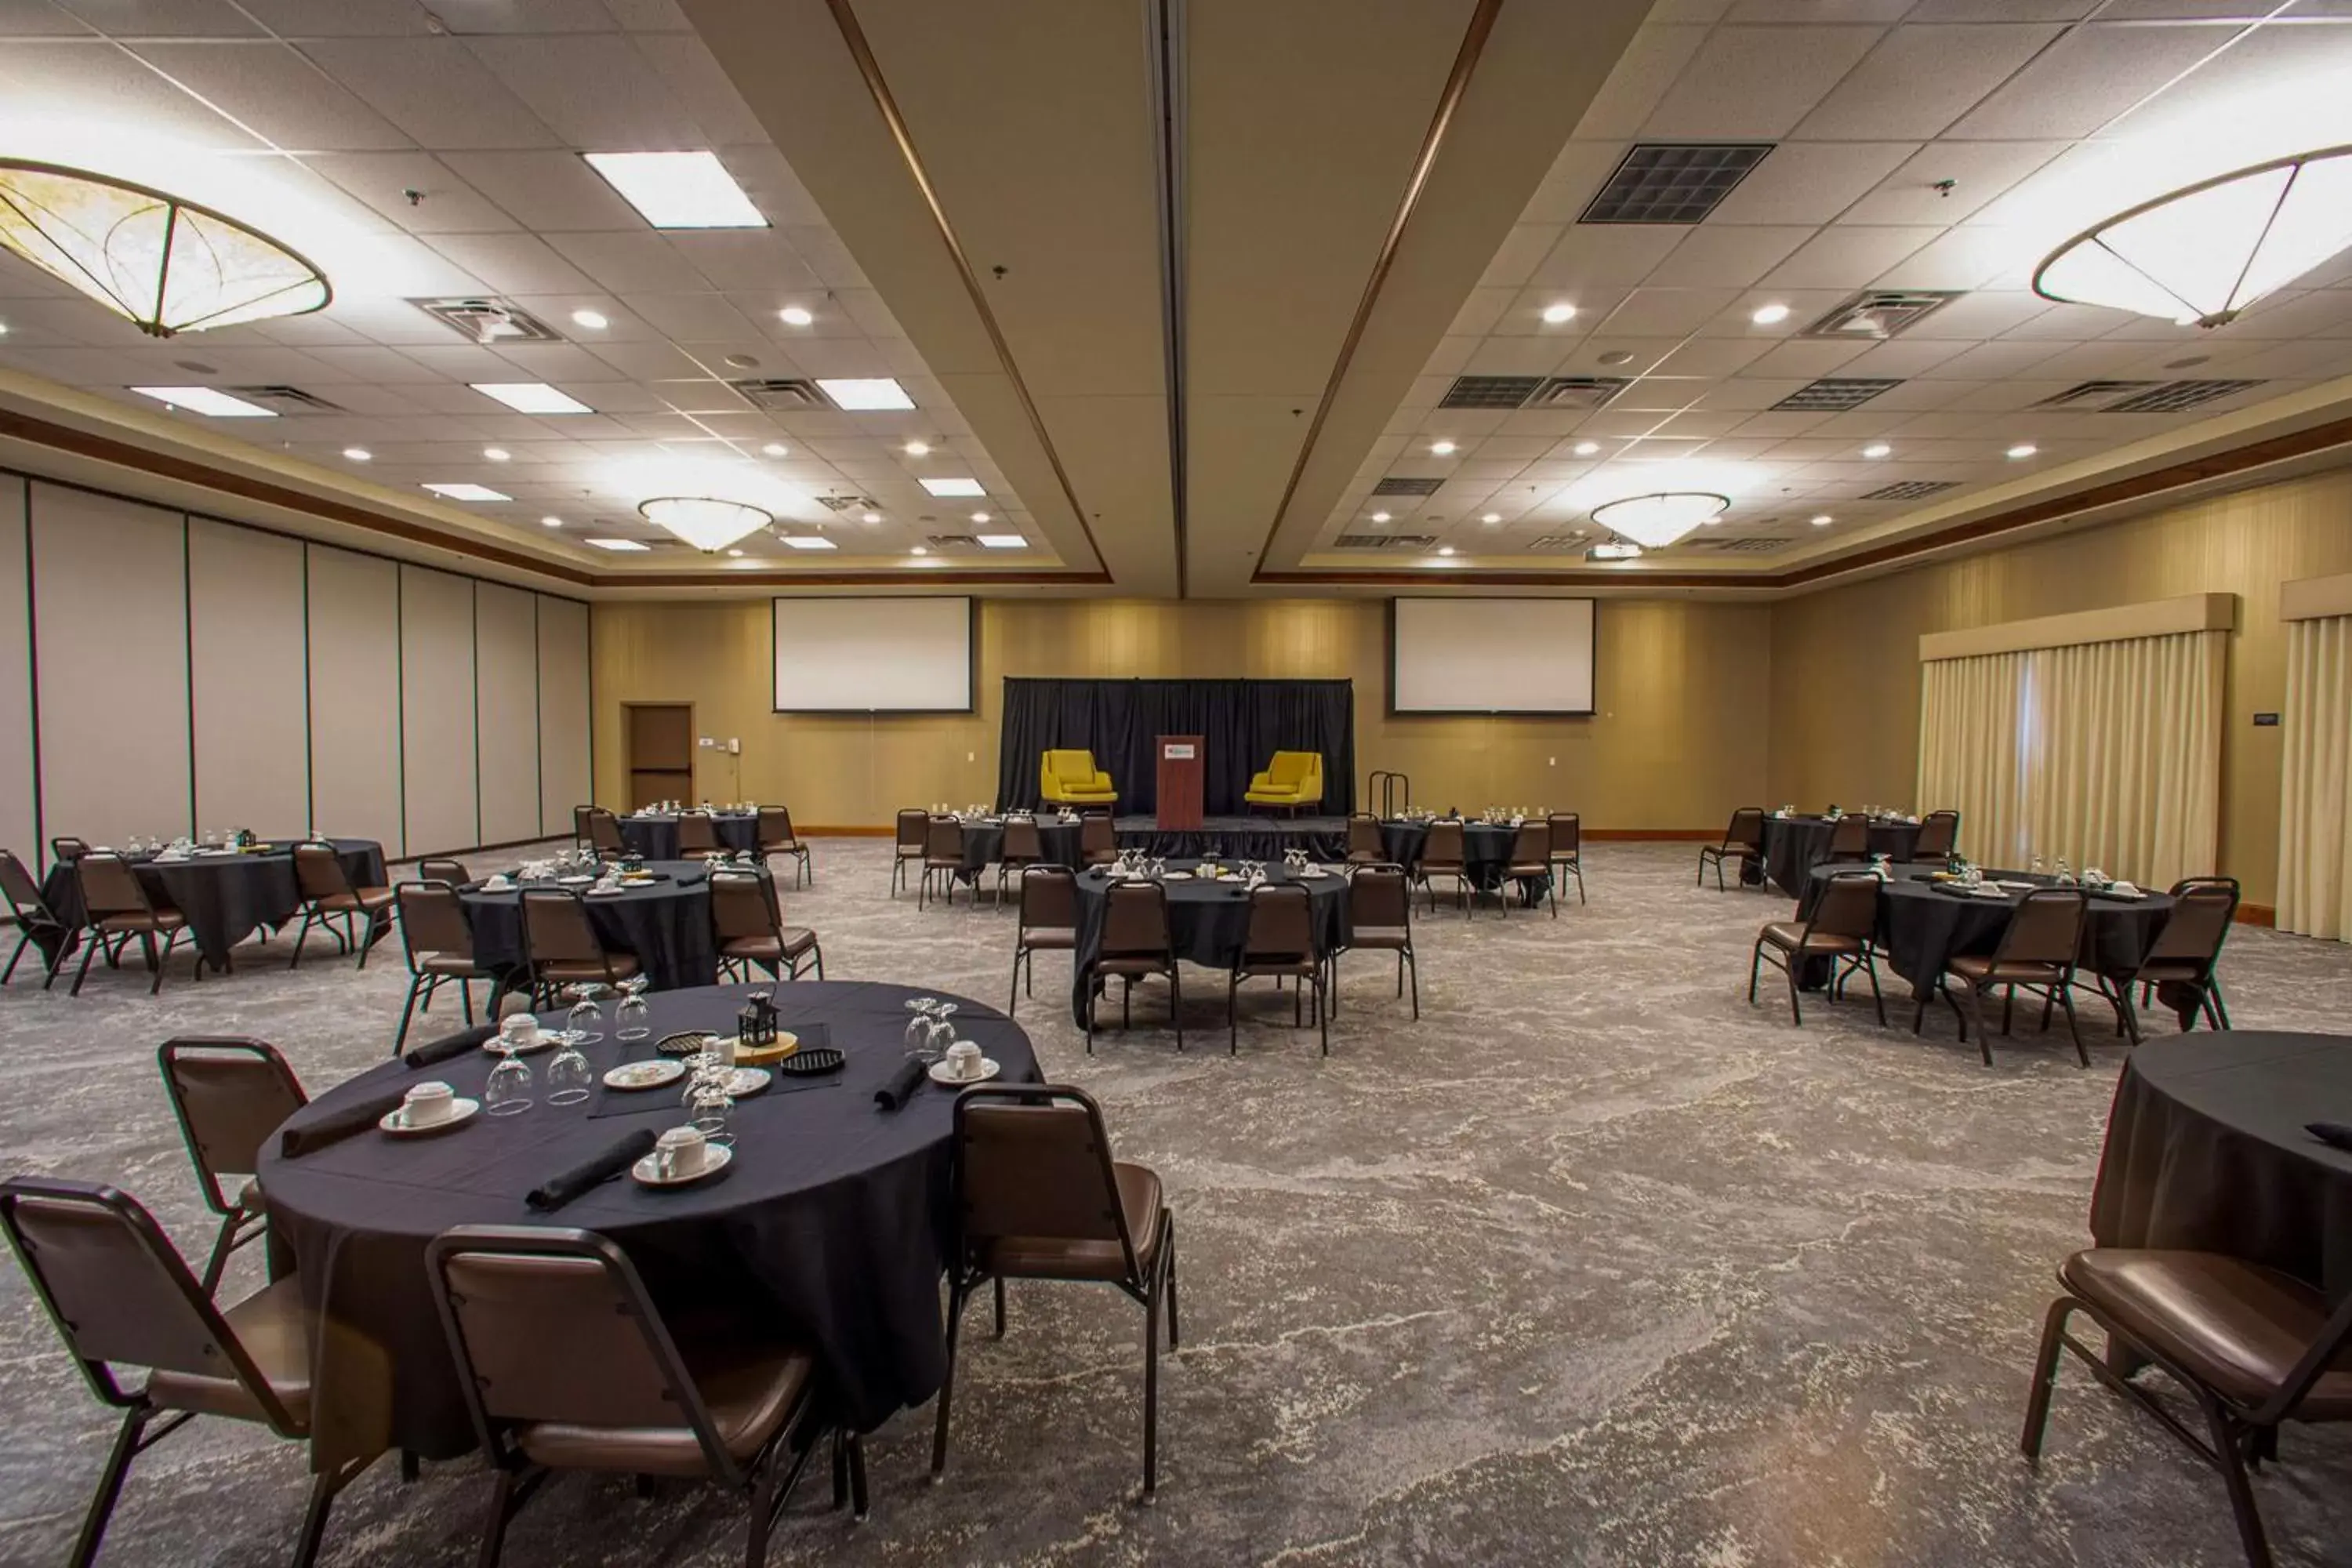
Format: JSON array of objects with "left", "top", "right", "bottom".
[
  {"left": 799, "top": 825, "right": 897, "bottom": 837},
  {"left": 1584, "top": 828, "right": 1724, "bottom": 841},
  {"left": 2236, "top": 902, "right": 2275, "bottom": 927}
]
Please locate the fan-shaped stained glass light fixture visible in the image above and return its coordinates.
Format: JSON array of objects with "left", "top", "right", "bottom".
[
  {"left": 0, "top": 160, "right": 331, "bottom": 338},
  {"left": 1589, "top": 491, "right": 1728, "bottom": 549},
  {"left": 2034, "top": 145, "right": 2352, "bottom": 328},
  {"left": 637, "top": 496, "right": 774, "bottom": 553}
]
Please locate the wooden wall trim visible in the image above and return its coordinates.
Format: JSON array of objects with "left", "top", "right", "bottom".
[
  {"left": 1918, "top": 592, "right": 2235, "bottom": 662},
  {"left": 2281, "top": 569, "right": 2352, "bottom": 622}
]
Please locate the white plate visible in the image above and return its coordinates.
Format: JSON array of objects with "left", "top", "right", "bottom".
[
  {"left": 1994, "top": 879, "right": 2038, "bottom": 891},
  {"left": 1971, "top": 885, "right": 2009, "bottom": 899},
  {"left": 632, "top": 1142, "right": 734, "bottom": 1187},
  {"left": 722, "top": 1066, "right": 771, "bottom": 1097},
  {"left": 379, "top": 1098, "right": 481, "bottom": 1136},
  {"left": 587, "top": 885, "right": 626, "bottom": 897},
  {"left": 487, "top": 1033, "right": 561, "bottom": 1054},
  {"left": 603, "top": 1058, "right": 686, "bottom": 1091},
  {"left": 1160, "top": 869, "right": 1193, "bottom": 881},
  {"left": 928, "top": 1058, "right": 1000, "bottom": 1087},
  {"left": 557, "top": 875, "right": 595, "bottom": 886}
]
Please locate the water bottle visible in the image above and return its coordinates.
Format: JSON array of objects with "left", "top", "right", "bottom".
[{"left": 2055, "top": 856, "right": 2076, "bottom": 886}]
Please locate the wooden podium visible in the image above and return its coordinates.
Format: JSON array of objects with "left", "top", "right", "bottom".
[{"left": 1156, "top": 735, "right": 1204, "bottom": 831}]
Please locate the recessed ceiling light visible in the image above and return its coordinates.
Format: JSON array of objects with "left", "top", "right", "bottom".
[
  {"left": 1573, "top": 441, "right": 1601, "bottom": 456},
  {"left": 860, "top": 511, "right": 882, "bottom": 524},
  {"left": 1541, "top": 302, "right": 1577, "bottom": 325},
  {"left": 778, "top": 305, "right": 814, "bottom": 326},
  {"left": 971, "top": 510, "right": 990, "bottom": 524},
  {"left": 781, "top": 535, "right": 837, "bottom": 550},
  {"left": 0, "top": 321, "right": 9, "bottom": 336},
  {"left": 570, "top": 309, "right": 608, "bottom": 330},
  {"left": 424, "top": 482, "right": 511, "bottom": 502},
  {"left": 581, "top": 151, "right": 765, "bottom": 230},
  {"left": 1811, "top": 514, "right": 1834, "bottom": 527},
  {"left": 910, "top": 546, "right": 928, "bottom": 556},
  {"left": 977, "top": 534, "right": 1027, "bottom": 548},
  {"left": 761, "top": 442, "right": 789, "bottom": 457},
  {"left": 472, "top": 382, "right": 592, "bottom": 415},
  {"left": 817, "top": 376, "right": 914, "bottom": 411},
  {"left": 1862, "top": 442, "right": 1892, "bottom": 459},
  {"left": 130, "top": 386, "right": 274, "bottom": 417},
  {"left": 1481, "top": 512, "right": 1501, "bottom": 524},
  {"left": 483, "top": 447, "right": 510, "bottom": 462},
  {"left": 904, "top": 440, "right": 930, "bottom": 456},
  {"left": 725, "top": 548, "right": 744, "bottom": 557},
  {"left": 1370, "top": 510, "right": 1392, "bottom": 524},
  {"left": 1437, "top": 546, "right": 1455, "bottom": 557},
  {"left": 343, "top": 446, "right": 371, "bottom": 461},
  {"left": 920, "top": 477, "right": 985, "bottom": 497},
  {"left": 583, "top": 536, "right": 651, "bottom": 551},
  {"left": 541, "top": 515, "right": 563, "bottom": 528},
  {"left": 1430, "top": 440, "right": 1457, "bottom": 456},
  {"left": 1751, "top": 303, "right": 1791, "bottom": 325},
  {"left": 2006, "top": 443, "right": 2038, "bottom": 459}
]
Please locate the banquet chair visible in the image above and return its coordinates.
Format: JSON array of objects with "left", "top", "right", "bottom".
[
  {"left": 586, "top": 808, "right": 626, "bottom": 862},
  {"left": 1009, "top": 866, "right": 1076, "bottom": 1016},
  {"left": 1826, "top": 814, "right": 1870, "bottom": 861},
  {"left": 1748, "top": 870, "right": 1886, "bottom": 1028},
  {"left": 1500, "top": 821, "right": 1555, "bottom": 918},
  {"left": 919, "top": 816, "right": 970, "bottom": 911},
  {"left": 288, "top": 843, "right": 395, "bottom": 972},
  {"left": 1913, "top": 809, "right": 1961, "bottom": 861},
  {"left": 1331, "top": 863, "right": 1416, "bottom": 1020},
  {"left": 2096, "top": 879, "right": 2240, "bottom": 1044},
  {"left": 394, "top": 882, "right": 495, "bottom": 1054},
  {"left": 1243, "top": 750, "right": 1323, "bottom": 815},
  {"left": 2020, "top": 1247, "right": 2352, "bottom": 1568},
  {"left": 1923, "top": 888, "right": 2089, "bottom": 1067},
  {"left": 891, "top": 808, "right": 928, "bottom": 897},
  {"left": 710, "top": 869, "right": 822, "bottom": 982},
  {"left": 426, "top": 1226, "right": 862, "bottom": 1567},
  {"left": 1039, "top": 748, "right": 1117, "bottom": 808},
  {"left": 933, "top": 1086, "right": 1177, "bottom": 1501},
  {"left": 1345, "top": 812, "right": 1384, "bottom": 867},
  {"left": 995, "top": 816, "right": 1045, "bottom": 907},
  {"left": 1, "top": 846, "right": 69, "bottom": 988},
  {"left": 1414, "top": 820, "right": 1473, "bottom": 917},
  {"left": 675, "top": 811, "right": 720, "bottom": 855},
  {"left": 1547, "top": 813, "right": 1586, "bottom": 906},
  {"left": 1230, "top": 883, "right": 1327, "bottom": 1054},
  {"left": 157, "top": 1037, "right": 306, "bottom": 1294},
  {"left": 71, "top": 853, "right": 187, "bottom": 997},
  {"left": 1080, "top": 812, "right": 1118, "bottom": 868},
  {"left": 1697, "top": 809, "right": 1766, "bottom": 891},
  {"left": 1083, "top": 881, "right": 1181, "bottom": 1054},
  {"left": 571, "top": 804, "right": 596, "bottom": 853},
  {"left": 519, "top": 888, "right": 641, "bottom": 1008},
  {"left": 757, "top": 806, "right": 812, "bottom": 888},
  {"left": 0, "top": 1176, "right": 369, "bottom": 1568},
  {"left": 51, "top": 835, "right": 91, "bottom": 866},
  {"left": 416, "top": 857, "right": 470, "bottom": 887}
]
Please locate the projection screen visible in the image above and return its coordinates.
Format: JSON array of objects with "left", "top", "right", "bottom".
[
  {"left": 1389, "top": 597, "right": 1597, "bottom": 715},
  {"left": 773, "top": 596, "right": 974, "bottom": 713}
]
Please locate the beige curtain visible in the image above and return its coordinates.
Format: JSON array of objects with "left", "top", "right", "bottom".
[
  {"left": 1918, "top": 630, "right": 2223, "bottom": 887},
  {"left": 2278, "top": 614, "right": 2352, "bottom": 938}
]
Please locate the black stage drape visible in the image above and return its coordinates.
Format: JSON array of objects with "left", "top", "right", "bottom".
[{"left": 996, "top": 678, "right": 1355, "bottom": 815}]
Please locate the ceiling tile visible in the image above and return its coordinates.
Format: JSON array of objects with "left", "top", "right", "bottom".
[
  {"left": 429, "top": 0, "right": 621, "bottom": 34},
  {"left": 1526, "top": 227, "right": 1687, "bottom": 291},
  {"left": 232, "top": 0, "right": 434, "bottom": 35},
  {"left": 622, "top": 292, "right": 759, "bottom": 342},
  {"left": 1641, "top": 25, "right": 1889, "bottom": 140},
  {"left": 300, "top": 37, "right": 560, "bottom": 149},
  {"left": 1792, "top": 24, "right": 2063, "bottom": 140},
  {"left": 1653, "top": 338, "right": 1777, "bottom": 376},
  {"left": 437, "top": 151, "right": 646, "bottom": 231},
  {"left": 301, "top": 153, "right": 519, "bottom": 235},
  {"left": 49, "top": 0, "right": 261, "bottom": 35},
  {"left": 1640, "top": 223, "right": 1814, "bottom": 288},
  {"left": 0, "top": 39, "right": 261, "bottom": 146},
  {"left": 553, "top": 233, "right": 710, "bottom": 294},
  {"left": 1842, "top": 140, "right": 2070, "bottom": 226},
  {"left": 1574, "top": 24, "right": 1708, "bottom": 140},
  {"left": 669, "top": 232, "right": 820, "bottom": 293},
  {"left": 130, "top": 40, "right": 414, "bottom": 149},
  {"left": 1903, "top": 0, "right": 2102, "bottom": 16},
  {"left": 1480, "top": 223, "right": 1566, "bottom": 289},
  {"left": 1519, "top": 141, "right": 1631, "bottom": 226},
  {"left": 463, "top": 33, "right": 704, "bottom": 148},
  {"left": 631, "top": 32, "right": 768, "bottom": 146},
  {"left": 423, "top": 232, "right": 600, "bottom": 295},
  {"left": 1900, "top": 289, "right": 2053, "bottom": 339},
  {"left": 1947, "top": 24, "right": 2234, "bottom": 139},
  {"left": 1913, "top": 339, "right": 2072, "bottom": 379},
  {"left": 1598, "top": 288, "right": 1740, "bottom": 336},
  {"left": 1710, "top": 141, "right": 1918, "bottom": 225},
  {"left": 1872, "top": 226, "right": 2025, "bottom": 291},
  {"left": 1759, "top": 226, "right": 1940, "bottom": 288},
  {"left": 1739, "top": 339, "right": 1877, "bottom": 378}
]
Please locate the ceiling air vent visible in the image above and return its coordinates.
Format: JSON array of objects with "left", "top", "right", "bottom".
[
  {"left": 2037, "top": 380, "right": 2158, "bottom": 408},
  {"left": 1439, "top": 375, "right": 1547, "bottom": 410},
  {"left": 1371, "top": 476, "right": 1445, "bottom": 498},
  {"left": 1860, "top": 479, "right": 1962, "bottom": 503},
  {"left": 1771, "top": 377, "right": 1900, "bottom": 412},
  {"left": 1580, "top": 143, "right": 1773, "bottom": 224},
  {"left": 814, "top": 493, "right": 880, "bottom": 512},
  {"left": 1802, "top": 289, "right": 1960, "bottom": 341},
  {"left": 1531, "top": 376, "right": 1630, "bottom": 410},
  {"left": 729, "top": 378, "right": 826, "bottom": 412},
  {"left": 1681, "top": 535, "right": 1791, "bottom": 554},
  {"left": 1335, "top": 533, "right": 1437, "bottom": 550},
  {"left": 2103, "top": 379, "right": 2264, "bottom": 413},
  {"left": 1527, "top": 534, "right": 1594, "bottom": 551},
  {"left": 925, "top": 534, "right": 982, "bottom": 550},
  {"left": 411, "top": 296, "right": 565, "bottom": 345},
  {"left": 226, "top": 384, "right": 344, "bottom": 413}
]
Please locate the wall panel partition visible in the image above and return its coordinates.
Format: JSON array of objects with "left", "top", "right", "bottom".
[
  {"left": 474, "top": 583, "right": 540, "bottom": 846},
  {"left": 189, "top": 519, "right": 310, "bottom": 835},
  {"left": 538, "top": 595, "right": 591, "bottom": 836},
  {"left": 400, "top": 565, "right": 479, "bottom": 857},
  {"left": 307, "top": 546, "right": 404, "bottom": 856},
  {"left": 0, "top": 481, "right": 31, "bottom": 865},
  {"left": 31, "top": 484, "right": 191, "bottom": 848}
]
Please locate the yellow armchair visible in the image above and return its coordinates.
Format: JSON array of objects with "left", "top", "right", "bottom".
[
  {"left": 1245, "top": 750, "right": 1323, "bottom": 813},
  {"left": 1040, "top": 749, "right": 1117, "bottom": 806}
]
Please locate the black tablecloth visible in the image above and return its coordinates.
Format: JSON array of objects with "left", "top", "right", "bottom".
[
  {"left": 39, "top": 838, "right": 387, "bottom": 971},
  {"left": 1116, "top": 823, "right": 1348, "bottom": 862},
  {"left": 1761, "top": 815, "right": 1925, "bottom": 897},
  {"left": 2091, "top": 1031, "right": 2352, "bottom": 1307},
  {"left": 460, "top": 861, "right": 717, "bottom": 992},
  {"left": 1069, "top": 859, "right": 1349, "bottom": 1025},
  {"left": 957, "top": 818, "right": 1086, "bottom": 873},
  {"left": 615, "top": 812, "right": 760, "bottom": 861},
  {"left": 1377, "top": 818, "right": 1551, "bottom": 899},
  {"left": 1798, "top": 862, "right": 2174, "bottom": 993},
  {"left": 256, "top": 982, "right": 1041, "bottom": 1456}
]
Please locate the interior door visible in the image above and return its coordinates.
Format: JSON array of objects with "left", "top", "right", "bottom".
[{"left": 625, "top": 702, "right": 695, "bottom": 809}]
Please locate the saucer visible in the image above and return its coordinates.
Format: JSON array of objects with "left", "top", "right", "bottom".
[
  {"left": 632, "top": 1142, "right": 734, "bottom": 1187},
  {"left": 1160, "top": 869, "right": 1193, "bottom": 880},
  {"left": 557, "top": 874, "right": 595, "bottom": 886},
  {"left": 379, "top": 1098, "right": 481, "bottom": 1136},
  {"left": 928, "top": 1058, "right": 1000, "bottom": 1087},
  {"left": 487, "top": 1033, "right": 559, "bottom": 1054},
  {"left": 721, "top": 1066, "right": 771, "bottom": 1097},
  {"left": 603, "top": 1058, "right": 686, "bottom": 1091}
]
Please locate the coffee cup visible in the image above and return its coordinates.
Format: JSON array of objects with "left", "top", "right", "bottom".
[
  {"left": 945, "top": 1040, "right": 984, "bottom": 1080},
  {"left": 500, "top": 1014, "right": 540, "bottom": 1049},
  {"left": 654, "top": 1124, "right": 707, "bottom": 1178},
  {"left": 401, "top": 1081, "right": 457, "bottom": 1127}
]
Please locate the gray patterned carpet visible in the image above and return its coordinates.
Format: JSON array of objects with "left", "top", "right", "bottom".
[{"left": 2, "top": 840, "right": 2348, "bottom": 1568}]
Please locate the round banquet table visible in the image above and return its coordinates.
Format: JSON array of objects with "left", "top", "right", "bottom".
[
  {"left": 615, "top": 811, "right": 760, "bottom": 861},
  {"left": 256, "top": 982, "right": 1042, "bottom": 1455},
  {"left": 37, "top": 837, "right": 387, "bottom": 972},
  {"left": 956, "top": 815, "right": 1086, "bottom": 874},
  {"left": 1377, "top": 818, "right": 1552, "bottom": 898},
  {"left": 459, "top": 860, "right": 718, "bottom": 993},
  {"left": 1760, "top": 814, "right": 1925, "bottom": 896},
  {"left": 1069, "top": 858, "right": 1349, "bottom": 1025},
  {"left": 2090, "top": 1031, "right": 2352, "bottom": 1308}
]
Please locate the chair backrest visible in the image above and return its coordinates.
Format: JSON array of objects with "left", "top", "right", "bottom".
[
  {"left": 1002, "top": 817, "right": 1044, "bottom": 861},
  {"left": 0, "top": 847, "right": 56, "bottom": 923},
  {"left": 1995, "top": 888, "right": 2087, "bottom": 968},
  {"left": 75, "top": 852, "right": 151, "bottom": 920},
  {"left": 1018, "top": 866, "right": 1077, "bottom": 932},
  {"left": 1508, "top": 820, "right": 1548, "bottom": 866},
  {"left": 1724, "top": 808, "right": 1765, "bottom": 850},
  {"left": 1913, "top": 809, "right": 1960, "bottom": 859},
  {"left": 675, "top": 812, "right": 718, "bottom": 853},
  {"left": 1044, "top": 749, "right": 1099, "bottom": 787},
  {"left": 0, "top": 1177, "right": 294, "bottom": 1428},
  {"left": 756, "top": 806, "right": 796, "bottom": 849},
  {"left": 1243, "top": 882, "right": 1313, "bottom": 961},
  {"left": 417, "top": 856, "right": 470, "bottom": 887},
  {"left": 426, "top": 1226, "right": 742, "bottom": 1482},
  {"left": 1348, "top": 864, "right": 1410, "bottom": 930},
  {"left": 521, "top": 888, "right": 605, "bottom": 967},
  {"left": 1101, "top": 880, "right": 1170, "bottom": 956},
  {"left": 587, "top": 809, "right": 624, "bottom": 855},
  {"left": 1080, "top": 812, "right": 1116, "bottom": 858},
  {"left": 950, "top": 1086, "right": 1141, "bottom": 1283},
  {"left": 895, "top": 808, "right": 928, "bottom": 851},
  {"left": 572, "top": 804, "right": 594, "bottom": 843},
  {"left": 2144, "top": 881, "right": 2238, "bottom": 969},
  {"left": 51, "top": 836, "right": 90, "bottom": 865},
  {"left": 1806, "top": 872, "right": 1882, "bottom": 942},
  {"left": 1423, "top": 819, "right": 1465, "bottom": 865},
  {"left": 292, "top": 842, "right": 354, "bottom": 902},
  {"left": 709, "top": 869, "right": 779, "bottom": 943},
  {"left": 397, "top": 880, "right": 473, "bottom": 967},
  {"left": 1347, "top": 813, "right": 1381, "bottom": 857},
  {"left": 924, "top": 815, "right": 964, "bottom": 863},
  {"left": 1548, "top": 813, "right": 1581, "bottom": 858},
  {"left": 157, "top": 1038, "right": 306, "bottom": 1215},
  {"left": 1266, "top": 751, "right": 1317, "bottom": 786},
  {"left": 1828, "top": 815, "right": 1868, "bottom": 855}
]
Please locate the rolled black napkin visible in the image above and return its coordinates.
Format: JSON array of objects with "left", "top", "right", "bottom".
[
  {"left": 2307, "top": 1122, "right": 2352, "bottom": 1154},
  {"left": 527, "top": 1129, "right": 659, "bottom": 1211},
  {"left": 281, "top": 1092, "right": 408, "bottom": 1158},
  {"left": 876, "top": 1056, "right": 929, "bottom": 1112},
  {"left": 404, "top": 1022, "right": 499, "bottom": 1069}
]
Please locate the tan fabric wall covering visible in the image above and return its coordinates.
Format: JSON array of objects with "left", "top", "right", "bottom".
[
  {"left": 0, "top": 481, "right": 30, "bottom": 866},
  {"left": 307, "top": 546, "right": 404, "bottom": 856},
  {"left": 399, "top": 566, "right": 480, "bottom": 858},
  {"left": 474, "top": 583, "right": 540, "bottom": 847},
  {"left": 188, "top": 519, "right": 308, "bottom": 836},
  {"left": 536, "top": 596, "right": 592, "bottom": 838},
  {"left": 2278, "top": 614, "right": 2352, "bottom": 939}
]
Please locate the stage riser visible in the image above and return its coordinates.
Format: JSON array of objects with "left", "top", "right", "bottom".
[{"left": 1111, "top": 815, "right": 1347, "bottom": 863}]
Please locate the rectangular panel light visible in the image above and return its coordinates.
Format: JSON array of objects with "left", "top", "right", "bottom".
[
  {"left": 583, "top": 536, "right": 651, "bottom": 551},
  {"left": 581, "top": 151, "right": 766, "bottom": 229},
  {"left": 920, "top": 477, "right": 986, "bottom": 497},
  {"left": 976, "top": 534, "right": 1027, "bottom": 548},
  {"left": 131, "top": 385, "right": 276, "bottom": 417},
  {"left": 422, "top": 482, "right": 511, "bottom": 502},
  {"left": 817, "top": 377, "right": 916, "bottom": 410},
  {"left": 470, "top": 381, "right": 593, "bottom": 415},
  {"left": 780, "top": 535, "right": 837, "bottom": 550}
]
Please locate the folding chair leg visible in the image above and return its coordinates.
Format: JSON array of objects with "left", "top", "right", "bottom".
[
  {"left": 993, "top": 1274, "right": 1007, "bottom": 1338},
  {"left": 1860, "top": 949, "right": 1887, "bottom": 1026},
  {"left": 141, "top": 932, "right": 162, "bottom": 995},
  {"left": 2058, "top": 979, "right": 2089, "bottom": 1068},
  {"left": 394, "top": 974, "right": 429, "bottom": 1055},
  {"left": 289, "top": 1468, "right": 346, "bottom": 1568},
  {"left": 2201, "top": 1396, "right": 2274, "bottom": 1568},
  {"left": 68, "top": 1407, "right": 147, "bottom": 1568},
  {"left": 1, "top": 929, "right": 27, "bottom": 985},
  {"left": 931, "top": 1279, "right": 968, "bottom": 1477},
  {"left": 2017, "top": 1297, "right": 2072, "bottom": 1462},
  {"left": 1142, "top": 1253, "right": 1162, "bottom": 1501},
  {"left": 71, "top": 931, "right": 101, "bottom": 996}
]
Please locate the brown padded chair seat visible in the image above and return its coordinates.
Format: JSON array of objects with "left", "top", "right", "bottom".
[
  {"left": 144, "top": 1274, "right": 313, "bottom": 1425},
  {"left": 2061, "top": 1250, "right": 2352, "bottom": 1418},
  {"left": 1759, "top": 920, "right": 1864, "bottom": 954},
  {"left": 514, "top": 1336, "right": 817, "bottom": 1479},
  {"left": 100, "top": 908, "right": 187, "bottom": 935},
  {"left": 986, "top": 1163, "right": 1163, "bottom": 1283},
  {"left": 415, "top": 950, "right": 481, "bottom": 976},
  {"left": 720, "top": 929, "right": 818, "bottom": 962},
  {"left": 1949, "top": 953, "right": 2064, "bottom": 984},
  {"left": 536, "top": 954, "right": 642, "bottom": 983},
  {"left": 314, "top": 887, "right": 395, "bottom": 914},
  {"left": 1348, "top": 923, "right": 1409, "bottom": 950},
  {"left": 1020, "top": 927, "right": 1076, "bottom": 950}
]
